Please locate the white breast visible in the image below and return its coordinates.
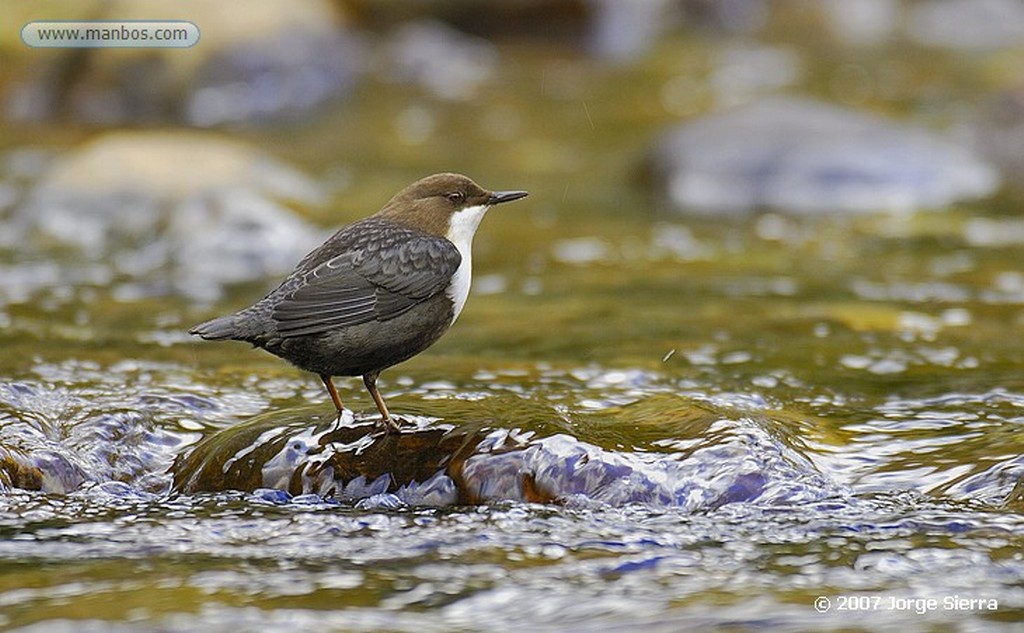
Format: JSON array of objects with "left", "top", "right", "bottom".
[{"left": 444, "top": 203, "right": 490, "bottom": 324}]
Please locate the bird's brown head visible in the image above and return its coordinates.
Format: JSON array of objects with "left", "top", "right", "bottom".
[{"left": 377, "top": 173, "right": 528, "bottom": 238}]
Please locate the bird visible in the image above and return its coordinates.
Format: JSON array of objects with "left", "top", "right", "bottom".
[{"left": 189, "top": 173, "right": 528, "bottom": 432}]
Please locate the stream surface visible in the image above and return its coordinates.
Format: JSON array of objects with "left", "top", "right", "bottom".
[{"left": 2, "top": 5, "right": 1024, "bottom": 631}]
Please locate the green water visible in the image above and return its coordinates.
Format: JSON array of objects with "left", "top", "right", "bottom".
[{"left": 2, "top": 11, "right": 1024, "bottom": 632}]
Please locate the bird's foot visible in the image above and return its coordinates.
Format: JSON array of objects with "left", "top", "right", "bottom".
[
  {"left": 381, "top": 415, "right": 402, "bottom": 434},
  {"left": 331, "top": 408, "right": 355, "bottom": 430}
]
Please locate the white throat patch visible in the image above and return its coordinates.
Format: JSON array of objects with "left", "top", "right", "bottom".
[{"left": 445, "top": 203, "right": 490, "bottom": 324}]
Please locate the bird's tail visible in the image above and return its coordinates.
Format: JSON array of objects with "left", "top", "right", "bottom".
[{"left": 189, "top": 314, "right": 240, "bottom": 340}]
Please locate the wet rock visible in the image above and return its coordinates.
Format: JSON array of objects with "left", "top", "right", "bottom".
[
  {"left": 0, "top": 365, "right": 239, "bottom": 495},
  {"left": 10, "top": 131, "right": 324, "bottom": 301},
  {"left": 0, "top": 451, "right": 43, "bottom": 492},
  {"left": 171, "top": 406, "right": 840, "bottom": 509},
  {"left": 172, "top": 410, "right": 495, "bottom": 504},
  {"left": 7, "top": 0, "right": 361, "bottom": 126},
  {"left": 644, "top": 97, "right": 1000, "bottom": 215},
  {"left": 0, "top": 382, "right": 92, "bottom": 493}
]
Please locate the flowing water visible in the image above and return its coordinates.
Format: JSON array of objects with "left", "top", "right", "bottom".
[{"left": 2, "top": 7, "right": 1024, "bottom": 632}]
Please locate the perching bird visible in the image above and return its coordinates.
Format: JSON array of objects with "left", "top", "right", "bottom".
[{"left": 189, "top": 173, "right": 528, "bottom": 432}]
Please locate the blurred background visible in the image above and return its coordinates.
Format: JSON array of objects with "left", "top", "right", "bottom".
[
  {"left": 1, "top": 1, "right": 1024, "bottom": 631},
  {"left": 1, "top": 0, "right": 1022, "bottom": 360}
]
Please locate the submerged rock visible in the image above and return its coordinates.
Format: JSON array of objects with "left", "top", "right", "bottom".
[
  {"left": 8, "top": 0, "right": 360, "bottom": 126},
  {"left": 0, "top": 375, "right": 196, "bottom": 495},
  {"left": 645, "top": 97, "right": 999, "bottom": 215},
  {"left": 171, "top": 405, "right": 840, "bottom": 509},
  {"left": 9, "top": 131, "right": 325, "bottom": 301}
]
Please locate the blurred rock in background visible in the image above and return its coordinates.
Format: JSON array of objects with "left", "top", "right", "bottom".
[
  {"left": 11, "top": 131, "right": 325, "bottom": 301},
  {"left": 380, "top": 19, "right": 498, "bottom": 101},
  {"left": 644, "top": 97, "right": 1000, "bottom": 215},
  {"left": 906, "top": 0, "right": 1024, "bottom": 50},
  {"left": 975, "top": 87, "right": 1024, "bottom": 195}
]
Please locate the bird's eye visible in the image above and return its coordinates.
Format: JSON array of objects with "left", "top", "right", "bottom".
[{"left": 446, "top": 191, "right": 464, "bottom": 204}]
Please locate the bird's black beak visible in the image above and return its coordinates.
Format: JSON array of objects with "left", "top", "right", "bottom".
[{"left": 488, "top": 190, "right": 529, "bottom": 205}]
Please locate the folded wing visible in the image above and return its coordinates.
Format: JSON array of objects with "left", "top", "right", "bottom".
[{"left": 272, "top": 225, "right": 461, "bottom": 338}]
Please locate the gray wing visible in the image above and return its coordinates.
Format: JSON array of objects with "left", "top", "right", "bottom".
[{"left": 272, "top": 228, "right": 461, "bottom": 338}]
